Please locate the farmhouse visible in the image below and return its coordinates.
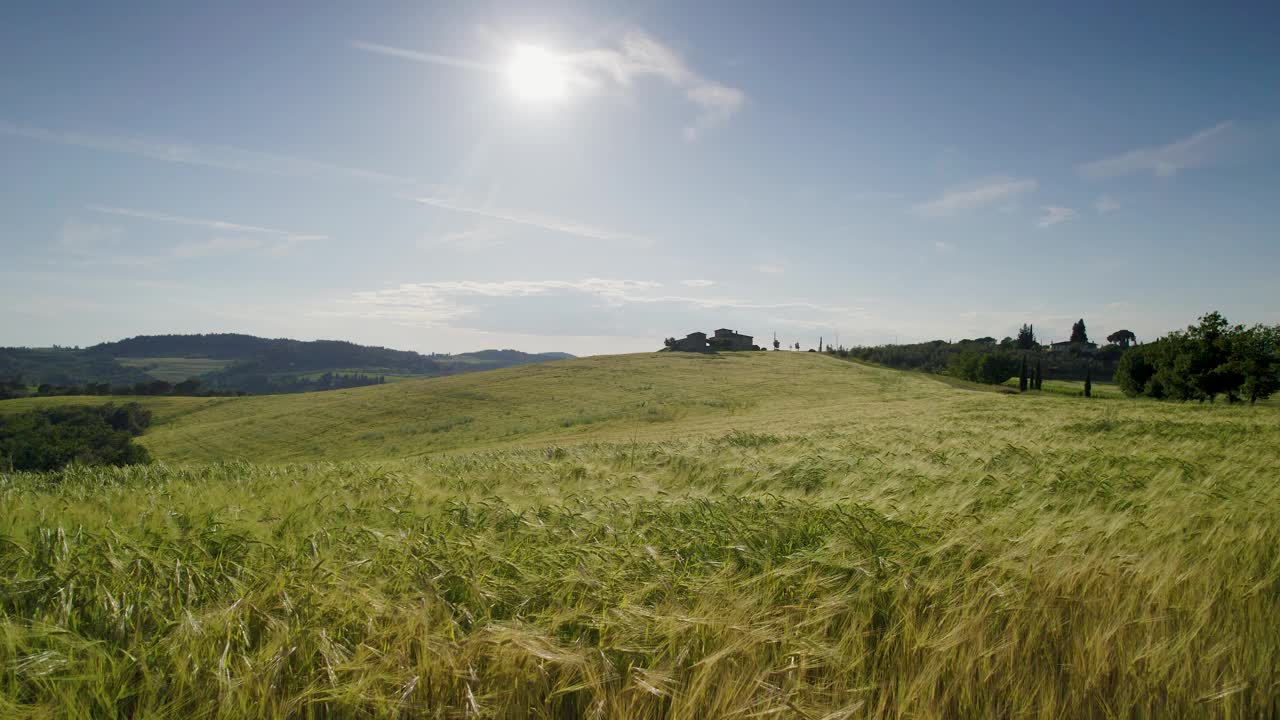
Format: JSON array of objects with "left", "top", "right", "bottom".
[
  {"left": 667, "top": 328, "right": 756, "bottom": 352},
  {"left": 1048, "top": 340, "right": 1098, "bottom": 354},
  {"left": 670, "top": 331, "right": 708, "bottom": 352}
]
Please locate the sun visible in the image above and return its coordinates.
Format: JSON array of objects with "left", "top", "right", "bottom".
[{"left": 505, "top": 44, "right": 568, "bottom": 102}]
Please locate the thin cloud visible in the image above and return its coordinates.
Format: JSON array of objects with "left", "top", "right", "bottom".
[
  {"left": 411, "top": 196, "right": 649, "bottom": 245},
  {"left": 756, "top": 264, "right": 784, "bottom": 275},
  {"left": 417, "top": 227, "right": 506, "bottom": 252},
  {"left": 87, "top": 204, "right": 324, "bottom": 256},
  {"left": 58, "top": 221, "right": 122, "bottom": 254},
  {"left": 571, "top": 31, "right": 745, "bottom": 140},
  {"left": 1094, "top": 195, "right": 1122, "bottom": 213},
  {"left": 0, "top": 121, "right": 419, "bottom": 186},
  {"left": 915, "top": 177, "right": 1038, "bottom": 217},
  {"left": 87, "top": 205, "right": 326, "bottom": 240},
  {"left": 355, "top": 30, "right": 746, "bottom": 140},
  {"left": 1077, "top": 121, "right": 1234, "bottom": 179},
  {"left": 934, "top": 241, "right": 955, "bottom": 253},
  {"left": 682, "top": 279, "right": 716, "bottom": 288},
  {"left": 329, "top": 278, "right": 864, "bottom": 336},
  {"left": 172, "top": 236, "right": 265, "bottom": 259},
  {"left": 1036, "top": 206, "right": 1076, "bottom": 228},
  {"left": 53, "top": 221, "right": 161, "bottom": 268},
  {"left": 349, "top": 41, "right": 494, "bottom": 72}
]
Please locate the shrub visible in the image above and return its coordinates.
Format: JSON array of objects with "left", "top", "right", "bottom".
[{"left": 0, "top": 403, "right": 153, "bottom": 472}]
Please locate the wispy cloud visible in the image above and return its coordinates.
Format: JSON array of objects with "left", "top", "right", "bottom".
[
  {"left": 58, "top": 221, "right": 122, "bottom": 254},
  {"left": 847, "top": 191, "right": 906, "bottom": 204},
  {"left": 87, "top": 204, "right": 325, "bottom": 255},
  {"left": 682, "top": 279, "right": 716, "bottom": 287},
  {"left": 1077, "top": 121, "right": 1234, "bottom": 179},
  {"left": 172, "top": 236, "right": 265, "bottom": 258},
  {"left": 353, "top": 30, "right": 746, "bottom": 140},
  {"left": 0, "top": 121, "right": 419, "bottom": 186},
  {"left": 410, "top": 196, "right": 649, "bottom": 245},
  {"left": 88, "top": 205, "right": 325, "bottom": 240},
  {"left": 348, "top": 41, "right": 493, "bottom": 72},
  {"left": 53, "top": 221, "right": 160, "bottom": 268},
  {"left": 416, "top": 227, "right": 506, "bottom": 252},
  {"left": 327, "top": 277, "right": 863, "bottom": 337},
  {"left": 1094, "top": 195, "right": 1122, "bottom": 213},
  {"left": 1036, "top": 206, "right": 1076, "bottom": 228},
  {"left": 571, "top": 31, "right": 745, "bottom": 140},
  {"left": 934, "top": 241, "right": 955, "bottom": 253},
  {"left": 756, "top": 264, "right": 784, "bottom": 275},
  {"left": 915, "top": 177, "right": 1038, "bottom": 217}
]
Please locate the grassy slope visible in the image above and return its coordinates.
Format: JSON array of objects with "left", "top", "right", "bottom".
[
  {"left": 114, "top": 357, "right": 236, "bottom": 381},
  {"left": 3, "top": 352, "right": 1279, "bottom": 717},
  {"left": 3, "top": 352, "right": 948, "bottom": 462}
]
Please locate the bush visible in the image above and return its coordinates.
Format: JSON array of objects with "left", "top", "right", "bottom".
[
  {"left": 947, "top": 350, "right": 1022, "bottom": 385},
  {"left": 1114, "top": 314, "right": 1279, "bottom": 404},
  {"left": 0, "top": 403, "right": 153, "bottom": 472}
]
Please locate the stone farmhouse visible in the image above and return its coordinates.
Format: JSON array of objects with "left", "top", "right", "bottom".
[
  {"left": 1048, "top": 340, "right": 1099, "bottom": 354},
  {"left": 668, "top": 328, "right": 757, "bottom": 352}
]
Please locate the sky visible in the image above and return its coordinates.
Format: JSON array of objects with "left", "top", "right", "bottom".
[{"left": 2, "top": 1, "right": 1278, "bottom": 356}]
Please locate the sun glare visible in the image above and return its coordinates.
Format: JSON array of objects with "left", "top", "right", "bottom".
[{"left": 505, "top": 44, "right": 568, "bottom": 102}]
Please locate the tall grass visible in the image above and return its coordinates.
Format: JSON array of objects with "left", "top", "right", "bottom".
[{"left": 2, "top": 353, "right": 1278, "bottom": 716}]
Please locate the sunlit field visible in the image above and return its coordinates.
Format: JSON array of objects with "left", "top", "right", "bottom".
[{"left": 3, "top": 352, "right": 1278, "bottom": 717}]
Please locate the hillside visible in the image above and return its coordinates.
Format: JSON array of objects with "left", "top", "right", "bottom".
[
  {"left": 3, "top": 351, "right": 1279, "bottom": 716},
  {"left": 3, "top": 350, "right": 1272, "bottom": 465},
  {"left": 1, "top": 334, "right": 574, "bottom": 395}
]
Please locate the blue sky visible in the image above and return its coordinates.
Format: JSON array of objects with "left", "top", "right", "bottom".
[{"left": 2, "top": 1, "right": 1278, "bottom": 355}]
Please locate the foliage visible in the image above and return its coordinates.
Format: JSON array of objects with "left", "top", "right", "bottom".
[
  {"left": 1114, "top": 312, "right": 1279, "bottom": 404},
  {"left": 1106, "top": 329, "right": 1137, "bottom": 348},
  {"left": 1016, "top": 323, "right": 1037, "bottom": 350},
  {"left": 0, "top": 347, "right": 153, "bottom": 389},
  {"left": 0, "top": 403, "right": 152, "bottom": 471},
  {"left": 947, "top": 350, "right": 1021, "bottom": 385},
  {"left": 1070, "top": 319, "right": 1089, "bottom": 344}
]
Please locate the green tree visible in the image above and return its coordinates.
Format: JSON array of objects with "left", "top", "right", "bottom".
[
  {"left": 1084, "top": 364, "right": 1092, "bottom": 397},
  {"left": 1233, "top": 324, "right": 1280, "bottom": 405},
  {"left": 948, "top": 351, "right": 1020, "bottom": 385},
  {"left": 1070, "top": 319, "right": 1089, "bottom": 344},
  {"left": 1183, "top": 312, "right": 1243, "bottom": 403},
  {"left": 1018, "top": 355, "right": 1028, "bottom": 392},
  {"left": 1015, "top": 324, "right": 1037, "bottom": 350},
  {"left": 1106, "top": 329, "right": 1137, "bottom": 348},
  {"left": 1115, "top": 343, "right": 1160, "bottom": 397}
]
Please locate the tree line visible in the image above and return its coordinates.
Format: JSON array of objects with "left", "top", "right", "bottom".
[
  {"left": 831, "top": 319, "right": 1124, "bottom": 385},
  {"left": 212, "top": 371, "right": 388, "bottom": 395},
  {"left": 1115, "top": 312, "right": 1278, "bottom": 404},
  {"left": 823, "top": 311, "right": 1278, "bottom": 404},
  {"left": 0, "top": 377, "right": 244, "bottom": 401}
]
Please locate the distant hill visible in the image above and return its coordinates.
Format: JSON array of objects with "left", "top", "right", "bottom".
[
  {"left": 1, "top": 334, "right": 574, "bottom": 396},
  {"left": 1, "top": 347, "right": 154, "bottom": 387}
]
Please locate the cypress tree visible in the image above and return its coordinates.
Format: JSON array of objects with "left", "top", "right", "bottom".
[
  {"left": 1084, "top": 364, "right": 1092, "bottom": 398},
  {"left": 1019, "top": 354, "right": 1028, "bottom": 392},
  {"left": 1035, "top": 359, "right": 1043, "bottom": 390}
]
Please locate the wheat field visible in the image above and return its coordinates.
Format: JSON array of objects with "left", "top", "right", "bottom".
[{"left": 2, "top": 352, "right": 1278, "bottom": 717}]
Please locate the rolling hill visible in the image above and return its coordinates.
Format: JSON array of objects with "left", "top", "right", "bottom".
[
  {"left": 1, "top": 333, "right": 574, "bottom": 394},
  {"left": 3, "top": 351, "right": 1278, "bottom": 716}
]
